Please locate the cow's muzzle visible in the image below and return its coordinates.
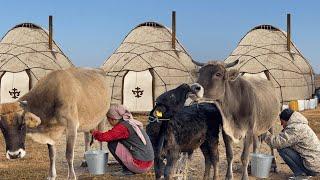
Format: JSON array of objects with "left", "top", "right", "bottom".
[
  {"left": 190, "top": 83, "right": 204, "bottom": 98},
  {"left": 6, "top": 149, "right": 26, "bottom": 160}
]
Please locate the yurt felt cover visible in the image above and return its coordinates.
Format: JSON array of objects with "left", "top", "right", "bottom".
[
  {"left": 225, "top": 25, "right": 314, "bottom": 104},
  {"left": 315, "top": 74, "right": 320, "bottom": 90},
  {"left": 0, "top": 23, "right": 74, "bottom": 86},
  {"left": 101, "top": 22, "right": 198, "bottom": 112}
]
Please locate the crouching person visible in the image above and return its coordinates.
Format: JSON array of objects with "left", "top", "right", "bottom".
[
  {"left": 91, "top": 104, "right": 154, "bottom": 176},
  {"left": 265, "top": 108, "right": 320, "bottom": 179}
]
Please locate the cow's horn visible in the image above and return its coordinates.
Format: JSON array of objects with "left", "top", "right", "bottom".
[
  {"left": 19, "top": 101, "right": 28, "bottom": 107},
  {"left": 225, "top": 59, "right": 239, "bottom": 68},
  {"left": 192, "top": 60, "right": 205, "bottom": 66}
]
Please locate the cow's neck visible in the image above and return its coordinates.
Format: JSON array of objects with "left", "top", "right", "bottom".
[{"left": 221, "top": 79, "right": 239, "bottom": 115}]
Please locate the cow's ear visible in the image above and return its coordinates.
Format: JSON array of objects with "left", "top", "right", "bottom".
[
  {"left": 227, "top": 69, "right": 240, "bottom": 81},
  {"left": 19, "top": 101, "right": 28, "bottom": 109},
  {"left": 190, "top": 68, "right": 199, "bottom": 79},
  {"left": 24, "top": 112, "right": 41, "bottom": 128}
]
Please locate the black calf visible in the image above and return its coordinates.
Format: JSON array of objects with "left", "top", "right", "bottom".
[{"left": 146, "top": 84, "right": 222, "bottom": 180}]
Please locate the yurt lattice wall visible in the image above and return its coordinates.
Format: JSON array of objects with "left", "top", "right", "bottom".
[
  {"left": 225, "top": 25, "right": 314, "bottom": 104},
  {"left": 101, "top": 22, "right": 199, "bottom": 112},
  {"left": 0, "top": 23, "right": 74, "bottom": 103}
]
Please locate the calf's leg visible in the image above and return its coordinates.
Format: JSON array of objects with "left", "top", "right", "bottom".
[
  {"left": 200, "top": 142, "right": 211, "bottom": 180},
  {"left": 210, "top": 138, "right": 219, "bottom": 180},
  {"left": 47, "top": 144, "right": 57, "bottom": 180},
  {"left": 154, "top": 155, "right": 165, "bottom": 180},
  {"left": 164, "top": 150, "right": 179, "bottom": 180},
  {"left": 223, "top": 131, "right": 234, "bottom": 180}
]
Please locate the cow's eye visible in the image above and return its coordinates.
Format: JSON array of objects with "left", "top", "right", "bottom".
[{"left": 216, "top": 73, "right": 222, "bottom": 77}]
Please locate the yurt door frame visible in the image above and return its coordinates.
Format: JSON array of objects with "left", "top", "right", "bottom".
[
  {"left": 0, "top": 70, "right": 31, "bottom": 103},
  {"left": 122, "top": 69, "right": 154, "bottom": 112}
]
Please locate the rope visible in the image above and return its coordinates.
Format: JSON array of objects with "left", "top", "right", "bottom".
[{"left": 148, "top": 116, "right": 170, "bottom": 123}]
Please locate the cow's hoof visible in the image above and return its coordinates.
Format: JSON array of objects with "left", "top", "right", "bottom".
[
  {"left": 47, "top": 176, "right": 56, "bottom": 180},
  {"left": 272, "top": 167, "right": 278, "bottom": 173},
  {"left": 80, "top": 160, "right": 88, "bottom": 167},
  {"left": 225, "top": 175, "right": 233, "bottom": 180}
]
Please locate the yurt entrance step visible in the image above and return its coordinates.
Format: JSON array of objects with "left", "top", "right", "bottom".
[
  {"left": 123, "top": 70, "right": 153, "bottom": 112},
  {"left": 0, "top": 71, "right": 30, "bottom": 103}
]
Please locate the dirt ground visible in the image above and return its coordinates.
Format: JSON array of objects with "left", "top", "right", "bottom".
[{"left": 0, "top": 107, "right": 320, "bottom": 180}]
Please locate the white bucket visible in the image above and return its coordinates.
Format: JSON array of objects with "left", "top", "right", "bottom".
[
  {"left": 298, "top": 100, "right": 305, "bottom": 111},
  {"left": 310, "top": 99, "right": 316, "bottom": 109},
  {"left": 315, "top": 97, "right": 319, "bottom": 107},
  {"left": 84, "top": 150, "right": 108, "bottom": 175},
  {"left": 304, "top": 100, "right": 310, "bottom": 110},
  {"left": 250, "top": 153, "right": 274, "bottom": 178}
]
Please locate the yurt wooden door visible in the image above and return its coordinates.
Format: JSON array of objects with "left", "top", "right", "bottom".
[
  {"left": 0, "top": 71, "right": 30, "bottom": 103},
  {"left": 123, "top": 70, "right": 153, "bottom": 112}
]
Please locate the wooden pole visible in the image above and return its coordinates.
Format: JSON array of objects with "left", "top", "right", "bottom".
[
  {"left": 49, "top": 15, "right": 53, "bottom": 50},
  {"left": 287, "top": 13, "right": 291, "bottom": 52},
  {"left": 172, "top": 11, "right": 176, "bottom": 49}
]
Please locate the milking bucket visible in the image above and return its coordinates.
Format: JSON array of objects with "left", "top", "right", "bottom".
[
  {"left": 85, "top": 150, "right": 108, "bottom": 175},
  {"left": 250, "top": 153, "right": 273, "bottom": 178},
  {"left": 298, "top": 100, "right": 305, "bottom": 111}
]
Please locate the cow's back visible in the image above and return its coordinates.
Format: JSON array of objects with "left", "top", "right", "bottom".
[{"left": 20, "top": 68, "right": 110, "bottom": 131}]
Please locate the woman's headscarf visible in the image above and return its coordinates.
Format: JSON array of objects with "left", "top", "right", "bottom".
[{"left": 107, "top": 104, "right": 146, "bottom": 145}]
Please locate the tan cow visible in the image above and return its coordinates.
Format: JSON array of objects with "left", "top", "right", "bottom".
[
  {"left": 0, "top": 68, "right": 110, "bottom": 180},
  {"left": 191, "top": 60, "right": 280, "bottom": 180}
]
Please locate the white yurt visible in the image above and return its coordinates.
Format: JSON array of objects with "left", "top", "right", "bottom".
[
  {"left": 225, "top": 24, "right": 314, "bottom": 104},
  {"left": 0, "top": 22, "right": 74, "bottom": 103},
  {"left": 101, "top": 22, "right": 200, "bottom": 112}
]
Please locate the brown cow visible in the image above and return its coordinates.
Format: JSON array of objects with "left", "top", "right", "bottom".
[
  {"left": 191, "top": 60, "right": 280, "bottom": 180},
  {"left": 0, "top": 68, "right": 110, "bottom": 180}
]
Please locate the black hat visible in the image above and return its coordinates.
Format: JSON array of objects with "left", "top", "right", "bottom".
[{"left": 280, "top": 108, "right": 294, "bottom": 121}]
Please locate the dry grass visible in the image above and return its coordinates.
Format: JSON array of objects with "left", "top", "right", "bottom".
[{"left": 0, "top": 107, "right": 319, "bottom": 179}]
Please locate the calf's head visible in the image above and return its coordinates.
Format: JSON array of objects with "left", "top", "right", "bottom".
[
  {"left": 192, "top": 60, "right": 239, "bottom": 100},
  {"left": 0, "top": 101, "right": 41, "bottom": 159},
  {"left": 150, "top": 83, "right": 196, "bottom": 119}
]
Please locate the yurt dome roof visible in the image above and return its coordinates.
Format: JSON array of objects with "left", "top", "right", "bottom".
[
  {"left": 101, "top": 21, "right": 199, "bottom": 109},
  {"left": 101, "top": 21, "right": 198, "bottom": 73},
  {"left": 0, "top": 22, "right": 74, "bottom": 74},
  {"left": 225, "top": 24, "right": 314, "bottom": 103}
]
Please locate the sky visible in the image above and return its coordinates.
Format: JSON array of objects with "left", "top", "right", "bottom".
[{"left": 1, "top": 1, "right": 319, "bottom": 73}]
